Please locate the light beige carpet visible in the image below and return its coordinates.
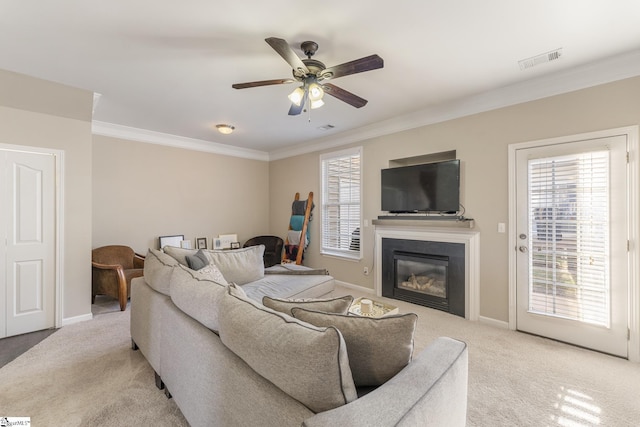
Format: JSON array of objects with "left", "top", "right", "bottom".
[{"left": 1, "top": 287, "right": 639, "bottom": 426}]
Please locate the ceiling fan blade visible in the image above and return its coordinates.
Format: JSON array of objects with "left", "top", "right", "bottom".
[
  {"left": 265, "top": 37, "right": 309, "bottom": 75},
  {"left": 232, "top": 78, "right": 295, "bottom": 89},
  {"left": 320, "top": 54, "right": 384, "bottom": 81},
  {"left": 322, "top": 83, "right": 368, "bottom": 108},
  {"left": 288, "top": 91, "right": 308, "bottom": 116}
]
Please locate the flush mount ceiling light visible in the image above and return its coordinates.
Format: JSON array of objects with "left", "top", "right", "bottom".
[{"left": 216, "top": 124, "right": 235, "bottom": 135}]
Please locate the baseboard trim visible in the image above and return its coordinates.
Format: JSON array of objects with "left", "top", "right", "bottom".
[
  {"left": 479, "top": 316, "right": 509, "bottom": 329},
  {"left": 333, "top": 280, "right": 376, "bottom": 295},
  {"left": 61, "top": 313, "right": 93, "bottom": 327}
]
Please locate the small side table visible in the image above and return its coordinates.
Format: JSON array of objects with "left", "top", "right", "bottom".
[{"left": 349, "top": 297, "right": 399, "bottom": 318}]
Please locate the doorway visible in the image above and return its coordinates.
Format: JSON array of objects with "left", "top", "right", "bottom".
[{"left": 509, "top": 128, "right": 638, "bottom": 359}]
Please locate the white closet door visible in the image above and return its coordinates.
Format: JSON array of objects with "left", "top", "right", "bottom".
[{"left": 1, "top": 149, "right": 56, "bottom": 338}]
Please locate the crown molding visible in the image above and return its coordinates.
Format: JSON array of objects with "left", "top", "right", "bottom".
[
  {"left": 268, "top": 49, "right": 640, "bottom": 161},
  {"left": 91, "top": 121, "right": 270, "bottom": 161},
  {"left": 92, "top": 49, "right": 640, "bottom": 163}
]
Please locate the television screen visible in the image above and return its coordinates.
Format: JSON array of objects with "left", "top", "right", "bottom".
[{"left": 381, "top": 160, "right": 460, "bottom": 213}]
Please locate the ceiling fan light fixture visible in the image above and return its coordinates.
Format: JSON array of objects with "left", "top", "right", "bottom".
[
  {"left": 308, "top": 82, "right": 324, "bottom": 101},
  {"left": 216, "top": 124, "right": 235, "bottom": 135},
  {"left": 288, "top": 87, "right": 305, "bottom": 106},
  {"left": 310, "top": 98, "right": 324, "bottom": 109}
]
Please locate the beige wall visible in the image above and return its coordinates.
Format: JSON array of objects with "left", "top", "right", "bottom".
[
  {"left": 269, "top": 75, "right": 640, "bottom": 322},
  {"left": 92, "top": 136, "right": 270, "bottom": 253},
  {"left": 0, "top": 69, "right": 94, "bottom": 321}
]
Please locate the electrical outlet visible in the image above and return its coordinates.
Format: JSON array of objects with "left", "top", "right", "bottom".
[{"left": 363, "top": 266, "right": 369, "bottom": 275}]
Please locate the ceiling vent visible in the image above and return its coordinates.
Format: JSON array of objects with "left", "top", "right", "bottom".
[
  {"left": 518, "top": 48, "right": 563, "bottom": 70},
  {"left": 317, "top": 124, "right": 336, "bottom": 131}
]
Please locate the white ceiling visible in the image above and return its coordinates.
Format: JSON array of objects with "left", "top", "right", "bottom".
[{"left": 2, "top": 1, "right": 640, "bottom": 159}]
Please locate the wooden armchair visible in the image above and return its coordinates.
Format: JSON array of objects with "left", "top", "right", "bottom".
[{"left": 92, "top": 245, "right": 145, "bottom": 311}]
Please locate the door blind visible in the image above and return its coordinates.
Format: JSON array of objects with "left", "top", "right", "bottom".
[
  {"left": 320, "top": 148, "right": 361, "bottom": 259},
  {"left": 528, "top": 150, "right": 610, "bottom": 327}
]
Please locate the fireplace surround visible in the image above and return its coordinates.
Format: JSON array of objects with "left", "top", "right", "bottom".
[{"left": 374, "top": 220, "right": 480, "bottom": 321}]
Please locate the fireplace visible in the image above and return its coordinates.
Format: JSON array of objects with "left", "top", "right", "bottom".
[{"left": 382, "top": 238, "right": 465, "bottom": 317}]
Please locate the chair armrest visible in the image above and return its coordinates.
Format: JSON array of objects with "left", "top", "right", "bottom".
[
  {"left": 91, "top": 261, "right": 123, "bottom": 271},
  {"left": 133, "top": 253, "right": 146, "bottom": 269},
  {"left": 302, "top": 337, "right": 468, "bottom": 427}
]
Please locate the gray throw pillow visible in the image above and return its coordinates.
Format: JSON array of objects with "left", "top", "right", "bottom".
[
  {"left": 262, "top": 295, "right": 354, "bottom": 317},
  {"left": 205, "top": 245, "right": 265, "bottom": 285},
  {"left": 218, "top": 285, "right": 357, "bottom": 413},
  {"left": 186, "top": 249, "right": 209, "bottom": 271},
  {"left": 163, "top": 245, "right": 198, "bottom": 266},
  {"left": 291, "top": 308, "right": 418, "bottom": 387}
]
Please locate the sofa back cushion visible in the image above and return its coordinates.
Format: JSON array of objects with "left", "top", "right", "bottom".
[
  {"left": 170, "top": 264, "right": 228, "bottom": 332},
  {"left": 163, "top": 245, "right": 265, "bottom": 286},
  {"left": 262, "top": 295, "right": 354, "bottom": 317},
  {"left": 218, "top": 285, "right": 357, "bottom": 413},
  {"left": 291, "top": 309, "right": 418, "bottom": 387},
  {"left": 205, "top": 245, "right": 264, "bottom": 285},
  {"left": 143, "top": 248, "right": 179, "bottom": 296}
]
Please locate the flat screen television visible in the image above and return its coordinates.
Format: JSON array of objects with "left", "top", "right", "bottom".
[{"left": 381, "top": 159, "right": 460, "bottom": 213}]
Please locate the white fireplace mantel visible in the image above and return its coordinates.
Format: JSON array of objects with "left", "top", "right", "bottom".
[{"left": 374, "top": 222, "right": 480, "bottom": 321}]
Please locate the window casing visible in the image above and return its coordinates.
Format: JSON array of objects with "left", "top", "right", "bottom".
[{"left": 320, "top": 147, "right": 362, "bottom": 260}]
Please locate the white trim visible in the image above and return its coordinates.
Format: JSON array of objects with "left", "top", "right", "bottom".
[
  {"left": 508, "top": 125, "right": 640, "bottom": 361},
  {"left": 479, "top": 316, "right": 510, "bottom": 329},
  {"left": 61, "top": 313, "right": 93, "bottom": 326},
  {"left": 92, "top": 121, "right": 270, "bottom": 162},
  {"left": 374, "top": 225, "right": 480, "bottom": 321},
  {"left": 0, "top": 143, "right": 64, "bottom": 330}
]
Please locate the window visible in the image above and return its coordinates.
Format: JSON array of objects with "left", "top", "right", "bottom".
[{"left": 320, "top": 147, "right": 362, "bottom": 260}]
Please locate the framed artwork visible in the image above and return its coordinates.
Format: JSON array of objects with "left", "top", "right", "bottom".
[
  {"left": 159, "top": 234, "right": 184, "bottom": 249},
  {"left": 218, "top": 234, "right": 238, "bottom": 250},
  {"left": 196, "top": 237, "right": 207, "bottom": 249},
  {"left": 230, "top": 242, "right": 241, "bottom": 249},
  {"left": 213, "top": 238, "right": 222, "bottom": 250}
]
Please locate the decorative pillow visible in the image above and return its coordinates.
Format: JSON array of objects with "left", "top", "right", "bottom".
[
  {"left": 186, "top": 249, "right": 209, "bottom": 271},
  {"left": 163, "top": 245, "right": 198, "bottom": 266},
  {"left": 262, "top": 295, "right": 354, "bottom": 317},
  {"left": 196, "top": 263, "right": 229, "bottom": 286},
  {"left": 143, "top": 248, "right": 179, "bottom": 296},
  {"left": 170, "top": 264, "right": 228, "bottom": 332},
  {"left": 218, "top": 285, "right": 357, "bottom": 413},
  {"left": 291, "top": 308, "right": 418, "bottom": 387},
  {"left": 205, "top": 245, "right": 265, "bottom": 285}
]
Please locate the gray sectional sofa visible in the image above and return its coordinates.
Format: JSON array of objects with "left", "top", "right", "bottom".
[{"left": 130, "top": 245, "right": 469, "bottom": 426}]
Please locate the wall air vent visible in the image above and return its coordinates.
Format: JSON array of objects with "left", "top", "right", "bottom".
[{"left": 518, "top": 48, "right": 563, "bottom": 71}]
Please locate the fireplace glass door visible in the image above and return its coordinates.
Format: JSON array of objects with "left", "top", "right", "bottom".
[{"left": 394, "top": 253, "right": 448, "bottom": 299}]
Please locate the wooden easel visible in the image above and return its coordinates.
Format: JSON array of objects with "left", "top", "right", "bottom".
[{"left": 282, "top": 192, "right": 314, "bottom": 265}]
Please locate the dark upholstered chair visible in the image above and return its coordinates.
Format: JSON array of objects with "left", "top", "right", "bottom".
[
  {"left": 243, "top": 236, "right": 284, "bottom": 268},
  {"left": 92, "top": 245, "right": 145, "bottom": 311}
]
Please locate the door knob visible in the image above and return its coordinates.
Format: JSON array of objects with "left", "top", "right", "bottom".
[{"left": 519, "top": 246, "right": 528, "bottom": 253}]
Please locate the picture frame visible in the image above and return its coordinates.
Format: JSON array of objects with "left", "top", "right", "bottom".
[
  {"left": 213, "top": 238, "right": 223, "bottom": 250},
  {"left": 218, "top": 234, "right": 238, "bottom": 250},
  {"left": 230, "top": 242, "right": 241, "bottom": 249},
  {"left": 196, "top": 237, "right": 207, "bottom": 249},
  {"left": 159, "top": 234, "right": 185, "bottom": 249}
]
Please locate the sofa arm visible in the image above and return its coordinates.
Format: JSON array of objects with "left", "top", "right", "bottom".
[{"left": 302, "top": 337, "right": 468, "bottom": 427}]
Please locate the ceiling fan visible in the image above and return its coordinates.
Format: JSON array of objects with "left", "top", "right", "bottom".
[{"left": 232, "top": 37, "right": 384, "bottom": 116}]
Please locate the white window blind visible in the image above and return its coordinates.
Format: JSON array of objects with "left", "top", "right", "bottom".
[
  {"left": 528, "top": 150, "right": 610, "bottom": 327},
  {"left": 320, "top": 147, "right": 362, "bottom": 259}
]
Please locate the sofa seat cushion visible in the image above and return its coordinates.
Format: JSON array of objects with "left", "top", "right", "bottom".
[
  {"left": 218, "top": 285, "right": 357, "bottom": 413},
  {"left": 241, "top": 272, "right": 334, "bottom": 302},
  {"left": 170, "top": 264, "right": 228, "bottom": 332},
  {"left": 262, "top": 295, "right": 354, "bottom": 317},
  {"left": 143, "top": 248, "right": 179, "bottom": 296},
  {"left": 291, "top": 309, "right": 418, "bottom": 387}
]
